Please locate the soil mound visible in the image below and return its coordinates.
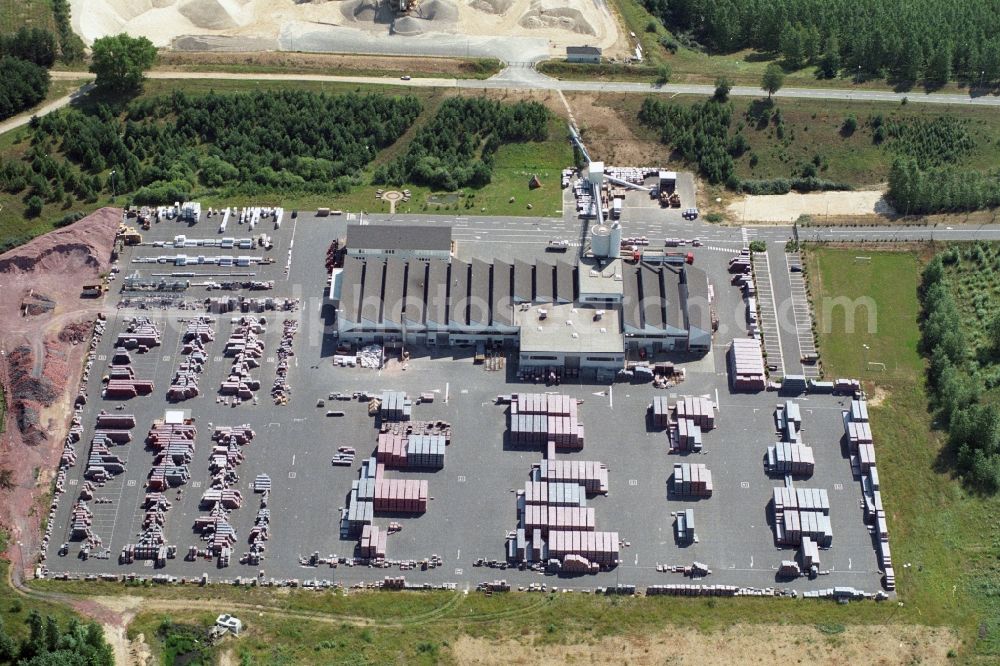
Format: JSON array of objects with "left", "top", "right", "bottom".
[
  {"left": 469, "top": 0, "right": 512, "bottom": 14},
  {"left": 177, "top": 0, "right": 250, "bottom": 30},
  {"left": 518, "top": 0, "right": 595, "bottom": 35}
]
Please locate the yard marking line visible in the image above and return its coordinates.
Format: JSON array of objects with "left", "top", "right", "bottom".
[
  {"left": 608, "top": 385, "right": 613, "bottom": 409},
  {"left": 291, "top": 454, "right": 296, "bottom": 466},
  {"left": 457, "top": 549, "right": 461, "bottom": 560}
]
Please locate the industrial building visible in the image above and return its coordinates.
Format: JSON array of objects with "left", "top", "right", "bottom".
[
  {"left": 566, "top": 45, "right": 602, "bottom": 64},
  {"left": 345, "top": 224, "right": 452, "bottom": 261},
  {"left": 329, "top": 223, "right": 712, "bottom": 371}
]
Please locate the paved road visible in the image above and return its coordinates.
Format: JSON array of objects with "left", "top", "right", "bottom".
[
  {"left": 0, "top": 82, "right": 94, "bottom": 136},
  {"left": 44, "top": 68, "right": 1000, "bottom": 108}
]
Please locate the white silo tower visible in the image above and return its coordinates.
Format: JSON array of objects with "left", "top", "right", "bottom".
[
  {"left": 609, "top": 221, "right": 623, "bottom": 257},
  {"left": 591, "top": 224, "right": 612, "bottom": 257}
]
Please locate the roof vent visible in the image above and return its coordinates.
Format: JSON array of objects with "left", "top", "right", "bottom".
[
  {"left": 565, "top": 320, "right": 573, "bottom": 326},
  {"left": 594, "top": 309, "right": 605, "bottom": 320},
  {"left": 538, "top": 308, "right": 547, "bottom": 319},
  {"left": 571, "top": 332, "right": 579, "bottom": 338},
  {"left": 600, "top": 327, "right": 607, "bottom": 333}
]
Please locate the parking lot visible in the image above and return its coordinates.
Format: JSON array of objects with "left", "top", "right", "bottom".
[{"left": 45, "top": 208, "right": 882, "bottom": 593}]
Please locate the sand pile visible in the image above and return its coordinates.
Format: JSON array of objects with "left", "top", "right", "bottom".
[
  {"left": 468, "top": 0, "right": 511, "bottom": 15},
  {"left": 0, "top": 208, "right": 119, "bottom": 577},
  {"left": 518, "top": 0, "right": 595, "bottom": 35},
  {"left": 340, "top": 0, "right": 388, "bottom": 24},
  {"left": 178, "top": 0, "right": 250, "bottom": 29},
  {"left": 392, "top": 0, "right": 459, "bottom": 35}
]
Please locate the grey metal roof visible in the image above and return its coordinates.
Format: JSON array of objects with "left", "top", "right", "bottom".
[
  {"left": 513, "top": 259, "right": 534, "bottom": 303},
  {"left": 492, "top": 261, "right": 514, "bottom": 326},
  {"left": 536, "top": 260, "right": 554, "bottom": 303},
  {"left": 639, "top": 264, "right": 665, "bottom": 331},
  {"left": 621, "top": 264, "right": 641, "bottom": 330},
  {"left": 469, "top": 258, "right": 492, "bottom": 326},
  {"left": 567, "top": 46, "right": 602, "bottom": 56},
  {"left": 346, "top": 224, "right": 451, "bottom": 253},
  {"left": 555, "top": 260, "right": 576, "bottom": 303},
  {"left": 382, "top": 258, "right": 406, "bottom": 325},
  {"left": 450, "top": 259, "right": 470, "bottom": 325},
  {"left": 426, "top": 260, "right": 450, "bottom": 326},
  {"left": 682, "top": 265, "right": 712, "bottom": 333},
  {"left": 339, "top": 256, "right": 365, "bottom": 324},
  {"left": 359, "top": 260, "right": 385, "bottom": 325},
  {"left": 403, "top": 261, "right": 427, "bottom": 326}
]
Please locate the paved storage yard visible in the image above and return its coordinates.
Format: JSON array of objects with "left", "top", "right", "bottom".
[{"left": 46, "top": 209, "right": 885, "bottom": 593}]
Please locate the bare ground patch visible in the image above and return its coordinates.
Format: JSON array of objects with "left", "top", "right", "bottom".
[
  {"left": 565, "top": 93, "right": 664, "bottom": 166},
  {"left": 452, "top": 624, "right": 957, "bottom": 665}
]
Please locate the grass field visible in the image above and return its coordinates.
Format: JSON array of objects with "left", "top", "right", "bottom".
[
  {"left": 577, "top": 92, "right": 1000, "bottom": 188},
  {"left": 805, "top": 246, "right": 1000, "bottom": 658},
  {"left": 0, "top": 0, "right": 54, "bottom": 34}
]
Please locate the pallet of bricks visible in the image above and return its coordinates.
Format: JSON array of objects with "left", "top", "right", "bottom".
[
  {"left": 547, "top": 531, "right": 619, "bottom": 571},
  {"left": 861, "top": 466, "right": 893, "bottom": 589},
  {"left": 509, "top": 393, "right": 583, "bottom": 450},
  {"left": 168, "top": 317, "right": 215, "bottom": 401},
  {"left": 728, "top": 338, "right": 765, "bottom": 391},
  {"left": 115, "top": 316, "right": 161, "bottom": 352},
  {"left": 534, "top": 459, "right": 607, "bottom": 494},
  {"left": 842, "top": 397, "right": 876, "bottom": 474},
  {"left": 671, "top": 463, "right": 713, "bottom": 497},
  {"left": 219, "top": 317, "right": 264, "bottom": 398},
  {"left": 104, "top": 360, "right": 155, "bottom": 399},
  {"left": 359, "top": 524, "right": 387, "bottom": 559},
  {"left": 380, "top": 390, "right": 412, "bottom": 422},
  {"left": 772, "top": 486, "right": 832, "bottom": 547},
  {"left": 521, "top": 504, "right": 596, "bottom": 534},
  {"left": 523, "top": 481, "right": 586, "bottom": 507},
  {"left": 675, "top": 395, "right": 715, "bottom": 429},
  {"left": 84, "top": 411, "right": 136, "bottom": 482},
  {"left": 376, "top": 432, "right": 445, "bottom": 469}
]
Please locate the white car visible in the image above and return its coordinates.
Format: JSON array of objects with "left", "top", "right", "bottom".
[{"left": 400, "top": 75, "right": 412, "bottom": 81}]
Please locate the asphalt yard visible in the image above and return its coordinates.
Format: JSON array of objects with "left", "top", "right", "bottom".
[{"left": 46, "top": 209, "right": 881, "bottom": 593}]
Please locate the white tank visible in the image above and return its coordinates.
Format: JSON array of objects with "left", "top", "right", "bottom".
[
  {"left": 609, "top": 222, "right": 623, "bottom": 257},
  {"left": 591, "top": 224, "right": 612, "bottom": 257}
]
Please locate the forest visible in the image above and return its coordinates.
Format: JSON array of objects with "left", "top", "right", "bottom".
[
  {"left": 0, "top": 610, "right": 113, "bottom": 665},
  {"left": 372, "top": 97, "right": 550, "bottom": 191},
  {"left": 642, "top": 0, "right": 1000, "bottom": 84},
  {"left": 887, "top": 159, "right": 1000, "bottom": 214},
  {"left": 637, "top": 96, "right": 737, "bottom": 185},
  {"left": 921, "top": 247, "right": 1000, "bottom": 492},
  {"left": 0, "top": 90, "right": 422, "bottom": 207},
  {"left": 0, "top": 57, "right": 50, "bottom": 121}
]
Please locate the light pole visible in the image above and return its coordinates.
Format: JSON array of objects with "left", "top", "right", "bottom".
[
  {"left": 110, "top": 169, "right": 117, "bottom": 200},
  {"left": 862, "top": 344, "right": 870, "bottom": 374}
]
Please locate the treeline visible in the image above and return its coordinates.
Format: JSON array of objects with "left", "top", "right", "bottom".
[
  {"left": 372, "top": 97, "right": 549, "bottom": 191},
  {"left": 637, "top": 96, "right": 738, "bottom": 185},
  {"left": 0, "top": 610, "right": 113, "bottom": 665},
  {"left": 0, "top": 57, "right": 50, "bottom": 121},
  {"left": 642, "top": 0, "right": 1000, "bottom": 84},
  {"left": 2, "top": 90, "right": 421, "bottom": 209},
  {"left": 921, "top": 250, "right": 1000, "bottom": 492},
  {"left": 0, "top": 27, "right": 57, "bottom": 67},
  {"left": 51, "top": 0, "right": 85, "bottom": 62},
  {"left": 887, "top": 159, "right": 1000, "bottom": 215}
]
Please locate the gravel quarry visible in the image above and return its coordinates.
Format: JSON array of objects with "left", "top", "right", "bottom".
[{"left": 70, "top": 0, "right": 620, "bottom": 60}]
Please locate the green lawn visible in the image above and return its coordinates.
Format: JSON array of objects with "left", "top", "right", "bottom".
[
  {"left": 0, "top": 0, "right": 54, "bottom": 33},
  {"left": 805, "top": 246, "right": 1000, "bottom": 657}
]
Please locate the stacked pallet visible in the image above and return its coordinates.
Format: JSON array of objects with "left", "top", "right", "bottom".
[
  {"left": 94, "top": 413, "right": 136, "bottom": 429},
  {"left": 521, "top": 505, "right": 596, "bottom": 534},
  {"left": 359, "top": 524, "right": 387, "bottom": 559},
  {"left": 535, "top": 459, "right": 608, "bottom": 495},
  {"left": 199, "top": 489, "right": 242, "bottom": 509},
  {"left": 672, "top": 418, "right": 703, "bottom": 452},
  {"left": 772, "top": 486, "right": 832, "bottom": 547},
  {"left": 406, "top": 434, "right": 445, "bottom": 469},
  {"left": 858, "top": 442, "right": 877, "bottom": 472},
  {"left": 84, "top": 439, "right": 126, "bottom": 481},
  {"left": 374, "top": 478, "right": 429, "bottom": 513},
  {"left": 674, "top": 396, "right": 716, "bottom": 430},
  {"left": 671, "top": 463, "right": 713, "bottom": 497},
  {"left": 546, "top": 531, "right": 619, "bottom": 567},
  {"left": 182, "top": 317, "right": 215, "bottom": 344},
  {"left": 834, "top": 378, "right": 862, "bottom": 395},
  {"left": 105, "top": 377, "right": 155, "bottom": 398},
  {"left": 523, "top": 481, "right": 586, "bottom": 507},
  {"left": 651, "top": 396, "right": 670, "bottom": 428},
  {"left": 728, "top": 338, "right": 766, "bottom": 391},
  {"left": 766, "top": 442, "right": 816, "bottom": 476},
  {"left": 675, "top": 508, "right": 695, "bottom": 543},
  {"left": 271, "top": 319, "right": 298, "bottom": 404},
  {"left": 509, "top": 393, "right": 584, "bottom": 450},
  {"left": 220, "top": 317, "right": 265, "bottom": 399},
  {"left": 69, "top": 500, "right": 94, "bottom": 540},
  {"left": 115, "top": 317, "right": 161, "bottom": 351},
  {"left": 344, "top": 459, "right": 377, "bottom": 533},
  {"left": 376, "top": 432, "right": 407, "bottom": 467},
  {"left": 800, "top": 536, "right": 820, "bottom": 572},
  {"left": 380, "top": 391, "right": 412, "bottom": 422}
]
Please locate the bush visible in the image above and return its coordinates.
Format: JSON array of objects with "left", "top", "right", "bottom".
[
  {"left": 55, "top": 211, "right": 85, "bottom": 228},
  {"left": 738, "top": 177, "right": 852, "bottom": 195},
  {"left": 655, "top": 64, "right": 672, "bottom": 84},
  {"left": 749, "top": 240, "right": 767, "bottom": 253},
  {"left": 24, "top": 195, "right": 43, "bottom": 218},
  {"left": 645, "top": 20, "right": 658, "bottom": 33},
  {"left": 841, "top": 114, "right": 858, "bottom": 135}
]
